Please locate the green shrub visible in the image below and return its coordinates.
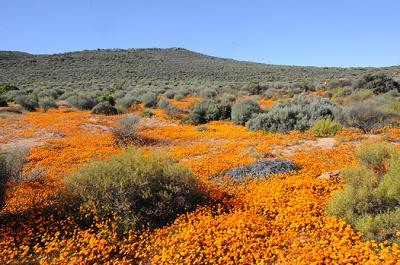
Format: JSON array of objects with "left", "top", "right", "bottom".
[
  {"left": 246, "top": 96, "right": 337, "bottom": 132},
  {"left": 139, "top": 108, "right": 154, "bottom": 118},
  {"left": 0, "top": 84, "right": 19, "bottom": 96},
  {"left": 16, "top": 95, "right": 39, "bottom": 111},
  {"left": 65, "top": 147, "right": 204, "bottom": 227},
  {"left": 91, "top": 102, "right": 119, "bottom": 115},
  {"left": 39, "top": 97, "right": 58, "bottom": 112},
  {"left": 311, "top": 119, "right": 342, "bottom": 137},
  {"left": 231, "top": 99, "right": 261, "bottom": 125},
  {"left": 326, "top": 141, "right": 400, "bottom": 243}
]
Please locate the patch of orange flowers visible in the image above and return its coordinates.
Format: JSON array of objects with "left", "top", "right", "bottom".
[{"left": 0, "top": 108, "right": 399, "bottom": 264}]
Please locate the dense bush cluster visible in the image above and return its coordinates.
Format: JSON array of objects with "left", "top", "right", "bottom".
[
  {"left": 246, "top": 96, "right": 337, "bottom": 132},
  {"left": 65, "top": 147, "right": 205, "bottom": 227},
  {"left": 91, "top": 102, "right": 118, "bottom": 115},
  {"left": 182, "top": 99, "right": 231, "bottom": 125},
  {"left": 231, "top": 99, "right": 261, "bottom": 125},
  {"left": 327, "top": 141, "right": 400, "bottom": 243},
  {"left": 353, "top": 74, "right": 400, "bottom": 94}
]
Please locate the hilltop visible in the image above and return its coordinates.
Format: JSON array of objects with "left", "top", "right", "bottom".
[{"left": 1, "top": 48, "right": 399, "bottom": 90}]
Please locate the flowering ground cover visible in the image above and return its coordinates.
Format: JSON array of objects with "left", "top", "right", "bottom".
[{"left": 0, "top": 107, "right": 399, "bottom": 264}]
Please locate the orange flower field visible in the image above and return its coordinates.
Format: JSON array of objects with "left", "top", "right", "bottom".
[{"left": 1, "top": 107, "right": 400, "bottom": 264}]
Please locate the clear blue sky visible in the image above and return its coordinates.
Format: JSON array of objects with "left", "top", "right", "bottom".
[{"left": 2, "top": 0, "right": 400, "bottom": 67}]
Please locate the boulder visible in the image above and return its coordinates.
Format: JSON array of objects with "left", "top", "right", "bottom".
[
  {"left": 224, "top": 158, "right": 300, "bottom": 182},
  {"left": 317, "top": 170, "right": 340, "bottom": 180}
]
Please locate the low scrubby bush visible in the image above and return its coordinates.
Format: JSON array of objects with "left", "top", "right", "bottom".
[
  {"left": 141, "top": 92, "right": 158, "bottom": 108},
  {"left": 91, "top": 102, "right": 119, "bottom": 115},
  {"left": 326, "top": 141, "right": 400, "bottom": 243},
  {"left": 16, "top": 95, "right": 39, "bottom": 111},
  {"left": 231, "top": 99, "right": 261, "bottom": 125},
  {"left": 343, "top": 104, "right": 392, "bottom": 133},
  {"left": 65, "top": 147, "right": 204, "bottom": 227},
  {"left": 111, "top": 114, "right": 153, "bottom": 146},
  {"left": 39, "top": 97, "right": 58, "bottom": 112},
  {"left": 182, "top": 99, "right": 231, "bottom": 125},
  {"left": 67, "top": 94, "right": 98, "bottom": 110},
  {"left": 246, "top": 96, "right": 337, "bottom": 132},
  {"left": 311, "top": 118, "right": 342, "bottom": 137},
  {"left": 0, "top": 146, "right": 29, "bottom": 209}
]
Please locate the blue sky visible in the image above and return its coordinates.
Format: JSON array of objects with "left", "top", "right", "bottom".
[{"left": 2, "top": 0, "right": 400, "bottom": 67}]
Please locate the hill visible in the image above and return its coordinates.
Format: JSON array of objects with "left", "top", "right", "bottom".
[{"left": 1, "top": 48, "right": 400, "bottom": 90}]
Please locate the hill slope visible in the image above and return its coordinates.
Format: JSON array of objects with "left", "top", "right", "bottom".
[{"left": 1, "top": 48, "right": 399, "bottom": 90}]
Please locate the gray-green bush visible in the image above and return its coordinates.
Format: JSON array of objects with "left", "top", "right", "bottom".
[
  {"left": 182, "top": 99, "right": 231, "bottom": 125},
  {"left": 231, "top": 99, "right": 261, "bottom": 125},
  {"left": 0, "top": 146, "right": 29, "bottom": 209},
  {"left": 16, "top": 95, "right": 39, "bottom": 111},
  {"left": 246, "top": 96, "right": 337, "bottom": 132},
  {"left": 39, "top": 97, "right": 58, "bottom": 112}
]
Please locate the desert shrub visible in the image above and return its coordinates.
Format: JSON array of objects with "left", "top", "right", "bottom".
[
  {"left": 97, "top": 92, "right": 115, "bottom": 106},
  {"left": 91, "top": 102, "right": 119, "bottom": 115},
  {"left": 173, "top": 93, "right": 185, "bottom": 101},
  {"left": 39, "top": 97, "right": 58, "bottom": 112},
  {"left": 231, "top": 99, "right": 261, "bottom": 125},
  {"left": 246, "top": 96, "right": 337, "bottom": 132},
  {"left": 343, "top": 89, "right": 374, "bottom": 104},
  {"left": 67, "top": 94, "right": 98, "bottom": 110},
  {"left": 157, "top": 98, "right": 170, "bottom": 109},
  {"left": 139, "top": 109, "right": 154, "bottom": 118},
  {"left": 65, "top": 147, "right": 204, "bottom": 227},
  {"left": 0, "top": 99, "right": 8, "bottom": 107},
  {"left": 201, "top": 88, "right": 218, "bottom": 99},
  {"left": 0, "top": 84, "right": 19, "bottom": 96},
  {"left": 164, "top": 90, "right": 175, "bottom": 99},
  {"left": 16, "top": 95, "right": 39, "bottom": 111},
  {"left": 182, "top": 99, "right": 231, "bottom": 125},
  {"left": 141, "top": 92, "right": 158, "bottom": 108},
  {"left": 353, "top": 74, "right": 400, "bottom": 94},
  {"left": 311, "top": 119, "right": 342, "bottom": 137},
  {"left": 343, "top": 104, "right": 392, "bottom": 133},
  {"left": 326, "top": 141, "right": 400, "bottom": 243},
  {"left": 112, "top": 115, "right": 147, "bottom": 146},
  {"left": 0, "top": 146, "right": 29, "bottom": 209},
  {"left": 327, "top": 79, "right": 352, "bottom": 89},
  {"left": 115, "top": 96, "right": 139, "bottom": 112}
]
